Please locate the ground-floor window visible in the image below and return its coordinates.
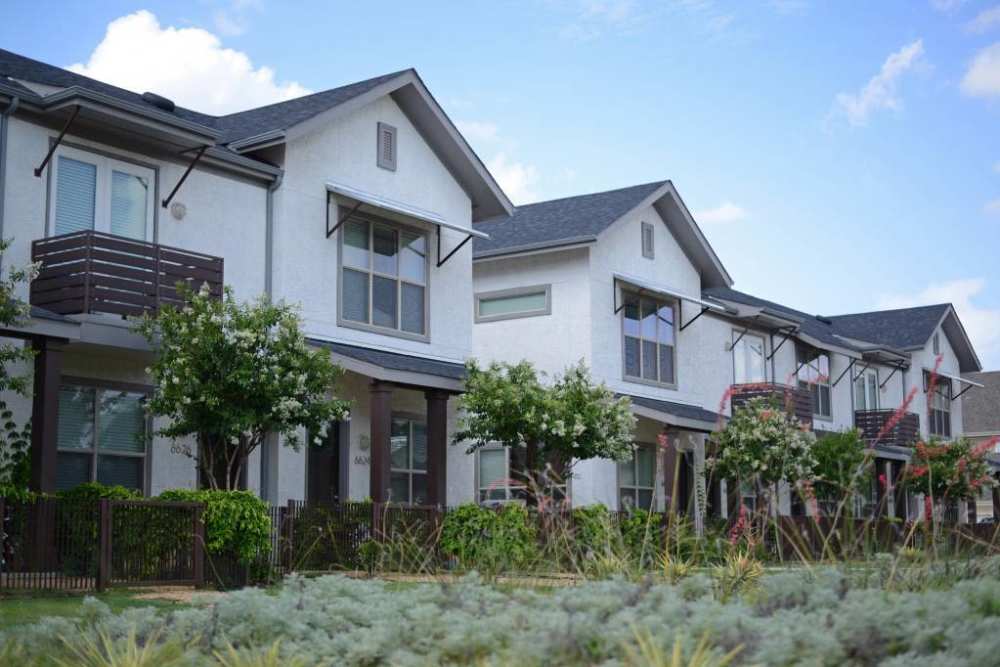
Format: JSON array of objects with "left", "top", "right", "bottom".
[
  {"left": 56, "top": 381, "right": 148, "bottom": 493},
  {"left": 389, "top": 416, "right": 428, "bottom": 504},
  {"left": 618, "top": 443, "right": 656, "bottom": 511},
  {"left": 477, "top": 445, "right": 527, "bottom": 504}
]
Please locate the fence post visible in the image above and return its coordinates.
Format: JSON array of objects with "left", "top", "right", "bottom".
[
  {"left": 97, "top": 499, "right": 111, "bottom": 593},
  {"left": 284, "top": 499, "right": 295, "bottom": 571},
  {"left": 193, "top": 504, "right": 205, "bottom": 588}
]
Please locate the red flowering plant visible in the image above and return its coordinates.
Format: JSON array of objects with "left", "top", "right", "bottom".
[{"left": 899, "top": 437, "right": 995, "bottom": 506}]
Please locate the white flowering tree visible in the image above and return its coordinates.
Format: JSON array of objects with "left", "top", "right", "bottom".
[
  {"left": 454, "top": 360, "right": 636, "bottom": 505},
  {"left": 708, "top": 397, "right": 817, "bottom": 511},
  {"left": 138, "top": 284, "right": 350, "bottom": 490}
]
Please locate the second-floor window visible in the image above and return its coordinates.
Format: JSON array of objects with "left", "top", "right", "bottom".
[
  {"left": 732, "top": 331, "right": 766, "bottom": 384},
  {"left": 340, "top": 215, "right": 428, "bottom": 338},
  {"left": 618, "top": 443, "right": 656, "bottom": 510},
  {"left": 928, "top": 374, "right": 952, "bottom": 438},
  {"left": 622, "top": 292, "right": 676, "bottom": 386},
  {"left": 49, "top": 146, "right": 153, "bottom": 241},
  {"left": 797, "top": 347, "right": 831, "bottom": 419}
]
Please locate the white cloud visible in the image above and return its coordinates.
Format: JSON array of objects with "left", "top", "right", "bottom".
[
  {"left": 455, "top": 121, "right": 499, "bottom": 144},
  {"left": 877, "top": 279, "right": 1000, "bottom": 368},
  {"left": 769, "top": 0, "right": 808, "bottom": 15},
  {"left": 831, "top": 39, "right": 924, "bottom": 127},
  {"left": 694, "top": 202, "right": 747, "bottom": 225},
  {"left": 487, "top": 153, "right": 539, "bottom": 205},
  {"left": 985, "top": 198, "right": 1000, "bottom": 215},
  {"left": 67, "top": 10, "right": 311, "bottom": 115},
  {"left": 559, "top": 0, "right": 644, "bottom": 41},
  {"left": 961, "top": 43, "right": 1000, "bottom": 98},
  {"left": 968, "top": 6, "right": 1000, "bottom": 33},
  {"left": 994, "top": 161, "right": 1000, "bottom": 174},
  {"left": 930, "top": 0, "right": 967, "bottom": 12}
]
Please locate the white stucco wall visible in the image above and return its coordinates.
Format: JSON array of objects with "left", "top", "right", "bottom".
[
  {"left": 274, "top": 94, "right": 474, "bottom": 364},
  {"left": 904, "top": 323, "right": 965, "bottom": 440}
]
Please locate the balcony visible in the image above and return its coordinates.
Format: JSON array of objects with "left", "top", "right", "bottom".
[
  {"left": 854, "top": 409, "right": 920, "bottom": 448},
  {"left": 31, "top": 231, "right": 223, "bottom": 318},
  {"left": 730, "top": 383, "right": 813, "bottom": 427}
]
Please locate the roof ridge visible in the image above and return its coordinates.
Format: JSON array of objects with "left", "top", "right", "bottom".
[
  {"left": 828, "top": 303, "right": 951, "bottom": 319},
  {"left": 514, "top": 180, "right": 668, "bottom": 209}
]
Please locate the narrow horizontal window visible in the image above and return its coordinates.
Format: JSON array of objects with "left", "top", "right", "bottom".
[{"left": 475, "top": 285, "right": 551, "bottom": 322}]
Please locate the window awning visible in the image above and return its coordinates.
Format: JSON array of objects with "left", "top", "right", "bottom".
[
  {"left": 922, "top": 367, "right": 983, "bottom": 401},
  {"left": 326, "top": 181, "right": 489, "bottom": 240},
  {"left": 613, "top": 273, "right": 725, "bottom": 313}
]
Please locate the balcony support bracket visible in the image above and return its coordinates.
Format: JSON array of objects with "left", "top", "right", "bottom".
[
  {"left": 34, "top": 105, "right": 80, "bottom": 177},
  {"left": 831, "top": 359, "right": 856, "bottom": 387},
  {"left": 161, "top": 145, "right": 208, "bottom": 208},
  {"left": 437, "top": 228, "right": 472, "bottom": 268}
]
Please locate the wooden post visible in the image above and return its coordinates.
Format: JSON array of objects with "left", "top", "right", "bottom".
[
  {"left": 369, "top": 381, "right": 393, "bottom": 503},
  {"left": 29, "top": 338, "right": 63, "bottom": 493},
  {"left": 284, "top": 499, "right": 296, "bottom": 571},
  {"left": 425, "top": 390, "right": 449, "bottom": 508},
  {"left": 192, "top": 504, "right": 205, "bottom": 588},
  {"left": 97, "top": 499, "right": 111, "bottom": 592}
]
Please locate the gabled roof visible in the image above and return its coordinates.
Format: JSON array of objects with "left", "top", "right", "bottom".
[
  {"left": 961, "top": 371, "right": 1000, "bottom": 436},
  {"left": 473, "top": 180, "right": 732, "bottom": 287},
  {"left": 826, "top": 305, "right": 950, "bottom": 350},
  {"left": 0, "top": 49, "right": 511, "bottom": 219},
  {"left": 702, "top": 286, "right": 861, "bottom": 355}
]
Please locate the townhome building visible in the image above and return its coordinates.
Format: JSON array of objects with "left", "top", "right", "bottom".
[
  {"left": 0, "top": 48, "right": 991, "bottom": 522},
  {"left": 471, "top": 182, "right": 986, "bottom": 523}
]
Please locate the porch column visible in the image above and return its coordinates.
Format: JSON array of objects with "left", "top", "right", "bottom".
[
  {"left": 29, "top": 338, "right": 63, "bottom": 493},
  {"left": 661, "top": 428, "right": 689, "bottom": 514},
  {"left": 425, "top": 389, "right": 449, "bottom": 508},
  {"left": 369, "top": 381, "right": 393, "bottom": 503}
]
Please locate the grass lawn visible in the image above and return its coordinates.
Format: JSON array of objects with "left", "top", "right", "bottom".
[{"left": 0, "top": 590, "right": 193, "bottom": 630}]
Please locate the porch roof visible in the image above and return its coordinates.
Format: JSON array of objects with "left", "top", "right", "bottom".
[
  {"left": 309, "top": 339, "right": 465, "bottom": 392},
  {"left": 621, "top": 393, "right": 721, "bottom": 433}
]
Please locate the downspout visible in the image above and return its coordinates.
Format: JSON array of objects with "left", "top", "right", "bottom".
[
  {"left": 264, "top": 170, "right": 283, "bottom": 299},
  {"left": 0, "top": 95, "right": 20, "bottom": 270}
]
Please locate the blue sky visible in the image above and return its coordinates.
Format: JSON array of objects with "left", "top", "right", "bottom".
[{"left": 3, "top": 1, "right": 999, "bottom": 366}]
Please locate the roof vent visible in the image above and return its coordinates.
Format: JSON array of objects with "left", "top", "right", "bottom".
[
  {"left": 142, "top": 92, "right": 175, "bottom": 113},
  {"left": 816, "top": 315, "right": 833, "bottom": 325}
]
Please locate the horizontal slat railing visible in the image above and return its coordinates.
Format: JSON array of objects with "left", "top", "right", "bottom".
[
  {"left": 730, "top": 383, "right": 814, "bottom": 427},
  {"left": 855, "top": 409, "right": 920, "bottom": 447},
  {"left": 31, "top": 230, "right": 223, "bottom": 318}
]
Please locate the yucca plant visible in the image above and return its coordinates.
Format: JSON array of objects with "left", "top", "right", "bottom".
[{"left": 622, "top": 628, "right": 743, "bottom": 667}]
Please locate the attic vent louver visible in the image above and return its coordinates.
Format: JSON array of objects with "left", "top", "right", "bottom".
[
  {"left": 142, "top": 92, "right": 175, "bottom": 113},
  {"left": 377, "top": 122, "right": 397, "bottom": 171}
]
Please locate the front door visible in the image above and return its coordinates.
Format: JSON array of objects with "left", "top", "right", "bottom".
[{"left": 307, "top": 423, "right": 340, "bottom": 504}]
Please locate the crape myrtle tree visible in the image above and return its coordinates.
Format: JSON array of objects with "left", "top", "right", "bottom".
[
  {"left": 0, "top": 239, "right": 37, "bottom": 497},
  {"left": 707, "top": 397, "right": 818, "bottom": 514},
  {"left": 138, "top": 283, "right": 350, "bottom": 490},
  {"left": 454, "top": 359, "right": 636, "bottom": 505},
  {"left": 900, "top": 437, "right": 994, "bottom": 521}
]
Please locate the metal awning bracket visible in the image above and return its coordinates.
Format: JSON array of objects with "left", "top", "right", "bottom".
[
  {"left": 851, "top": 362, "right": 872, "bottom": 383},
  {"left": 327, "top": 195, "right": 362, "bottom": 238},
  {"left": 437, "top": 228, "right": 473, "bottom": 268},
  {"left": 952, "top": 384, "right": 976, "bottom": 401},
  {"left": 161, "top": 145, "right": 208, "bottom": 208},
  {"left": 34, "top": 105, "right": 81, "bottom": 177},
  {"left": 831, "top": 359, "right": 855, "bottom": 387},
  {"left": 728, "top": 326, "right": 750, "bottom": 352},
  {"left": 766, "top": 326, "right": 795, "bottom": 360},
  {"left": 680, "top": 304, "right": 709, "bottom": 331},
  {"left": 879, "top": 362, "right": 904, "bottom": 389}
]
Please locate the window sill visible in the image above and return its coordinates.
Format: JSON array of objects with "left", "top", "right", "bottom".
[
  {"left": 338, "top": 318, "right": 430, "bottom": 344},
  {"left": 622, "top": 374, "right": 678, "bottom": 391}
]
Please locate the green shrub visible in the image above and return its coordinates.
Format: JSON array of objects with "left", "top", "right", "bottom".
[
  {"left": 157, "top": 489, "right": 271, "bottom": 564},
  {"left": 56, "top": 481, "right": 141, "bottom": 502},
  {"left": 571, "top": 504, "right": 616, "bottom": 557},
  {"left": 440, "top": 503, "right": 537, "bottom": 572}
]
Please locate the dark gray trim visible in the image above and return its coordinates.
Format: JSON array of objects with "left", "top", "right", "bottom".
[
  {"left": 376, "top": 122, "right": 397, "bottom": 171},
  {"left": 619, "top": 287, "right": 678, "bottom": 391},
  {"left": 474, "top": 284, "right": 551, "bottom": 323},
  {"left": 264, "top": 172, "right": 283, "bottom": 297},
  {"left": 0, "top": 94, "right": 18, "bottom": 271},
  {"left": 473, "top": 235, "right": 598, "bottom": 260},
  {"left": 641, "top": 221, "right": 654, "bottom": 259}
]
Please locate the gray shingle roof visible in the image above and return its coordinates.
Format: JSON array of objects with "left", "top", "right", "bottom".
[
  {"left": 309, "top": 339, "right": 466, "bottom": 381},
  {"left": 0, "top": 48, "right": 408, "bottom": 146},
  {"left": 623, "top": 394, "right": 721, "bottom": 430},
  {"left": 473, "top": 181, "right": 666, "bottom": 257},
  {"left": 702, "top": 286, "right": 859, "bottom": 352},
  {"left": 826, "top": 305, "right": 950, "bottom": 350},
  {"left": 962, "top": 370, "right": 1000, "bottom": 435}
]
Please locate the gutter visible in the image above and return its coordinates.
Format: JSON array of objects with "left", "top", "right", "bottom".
[
  {"left": 0, "top": 94, "right": 20, "bottom": 270},
  {"left": 264, "top": 171, "right": 284, "bottom": 298}
]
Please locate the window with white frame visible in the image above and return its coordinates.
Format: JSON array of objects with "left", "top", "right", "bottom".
[
  {"left": 622, "top": 292, "right": 676, "bottom": 386},
  {"left": 56, "top": 382, "right": 148, "bottom": 493},
  {"left": 928, "top": 374, "right": 952, "bottom": 438},
  {"left": 48, "top": 145, "right": 154, "bottom": 241},
  {"left": 732, "top": 331, "right": 766, "bottom": 384},
  {"left": 477, "top": 445, "right": 527, "bottom": 504},
  {"left": 389, "top": 416, "right": 428, "bottom": 504},
  {"left": 797, "top": 347, "right": 831, "bottom": 419},
  {"left": 618, "top": 443, "right": 656, "bottom": 510},
  {"left": 475, "top": 285, "right": 550, "bottom": 323},
  {"left": 855, "top": 368, "right": 879, "bottom": 411},
  {"left": 340, "top": 214, "right": 428, "bottom": 338}
]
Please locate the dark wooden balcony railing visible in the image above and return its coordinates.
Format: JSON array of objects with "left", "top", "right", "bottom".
[
  {"left": 855, "top": 409, "right": 920, "bottom": 448},
  {"left": 31, "top": 231, "right": 223, "bottom": 318},
  {"left": 730, "top": 382, "right": 814, "bottom": 428}
]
